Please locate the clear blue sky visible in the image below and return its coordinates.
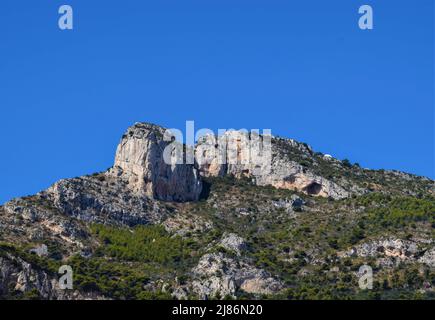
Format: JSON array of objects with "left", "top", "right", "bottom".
[{"left": 0, "top": 0, "right": 433, "bottom": 204}]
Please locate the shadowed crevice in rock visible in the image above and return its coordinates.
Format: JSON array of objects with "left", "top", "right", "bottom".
[
  {"left": 303, "top": 182, "right": 322, "bottom": 195},
  {"left": 199, "top": 179, "right": 212, "bottom": 200}
]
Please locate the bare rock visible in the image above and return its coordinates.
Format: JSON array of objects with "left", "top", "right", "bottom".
[
  {"left": 272, "top": 194, "right": 305, "bottom": 213},
  {"left": 419, "top": 248, "right": 435, "bottom": 268},
  {"left": 196, "top": 131, "right": 349, "bottom": 200},
  {"left": 219, "top": 233, "right": 247, "bottom": 256},
  {"left": 190, "top": 253, "right": 282, "bottom": 299},
  {"left": 45, "top": 174, "right": 164, "bottom": 226},
  {"left": 110, "top": 122, "right": 202, "bottom": 202},
  {"left": 29, "top": 244, "right": 48, "bottom": 257},
  {"left": 339, "top": 238, "right": 434, "bottom": 267}
]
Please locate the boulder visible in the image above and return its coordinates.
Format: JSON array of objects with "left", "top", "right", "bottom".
[
  {"left": 219, "top": 233, "right": 247, "bottom": 256},
  {"left": 190, "top": 253, "right": 282, "bottom": 299}
]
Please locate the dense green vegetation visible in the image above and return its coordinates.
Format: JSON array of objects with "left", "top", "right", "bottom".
[
  {"left": 68, "top": 255, "right": 173, "bottom": 299},
  {"left": 366, "top": 195, "right": 435, "bottom": 226},
  {"left": 90, "top": 224, "right": 189, "bottom": 265},
  {"left": 67, "top": 224, "right": 199, "bottom": 299}
]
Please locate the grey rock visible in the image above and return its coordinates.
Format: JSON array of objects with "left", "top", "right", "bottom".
[
  {"left": 219, "top": 233, "right": 247, "bottom": 256},
  {"left": 29, "top": 244, "right": 48, "bottom": 257},
  {"left": 190, "top": 253, "right": 282, "bottom": 299},
  {"left": 196, "top": 131, "right": 350, "bottom": 200},
  {"left": 2, "top": 197, "right": 90, "bottom": 254},
  {"left": 272, "top": 194, "right": 305, "bottom": 212},
  {"left": 45, "top": 175, "right": 164, "bottom": 226},
  {"left": 109, "top": 122, "right": 202, "bottom": 202}
]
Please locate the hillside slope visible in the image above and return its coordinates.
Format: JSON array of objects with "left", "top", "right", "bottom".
[{"left": 0, "top": 122, "right": 433, "bottom": 300}]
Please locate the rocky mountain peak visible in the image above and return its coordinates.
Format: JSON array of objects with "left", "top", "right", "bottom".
[
  {"left": 123, "top": 122, "right": 167, "bottom": 139},
  {"left": 109, "top": 122, "right": 202, "bottom": 202}
]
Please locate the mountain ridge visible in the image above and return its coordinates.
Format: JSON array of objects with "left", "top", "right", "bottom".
[{"left": 0, "top": 122, "right": 433, "bottom": 300}]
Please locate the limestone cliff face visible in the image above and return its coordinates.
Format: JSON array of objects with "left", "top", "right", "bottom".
[
  {"left": 196, "top": 131, "right": 272, "bottom": 179},
  {"left": 107, "top": 124, "right": 350, "bottom": 200},
  {"left": 196, "top": 131, "right": 350, "bottom": 200},
  {"left": 109, "top": 123, "right": 202, "bottom": 202}
]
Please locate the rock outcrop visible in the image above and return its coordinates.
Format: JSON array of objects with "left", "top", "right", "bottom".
[
  {"left": 0, "top": 252, "right": 105, "bottom": 300},
  {"left": 419, "top": 248, "right": 435, "bottom": 268},
  {"left": 219, "top": 233, "right": 247, "bottom": 256},
  {"left": 190, "top": 252, "right": 282, "bottom": 299},
  {"left": 44, "top": 174, "right": 165, "bottom": 226},
  {"left": 109, "top": 123, "right": 202, "bottom": 202},
  {"left": 272, "top": 194, "right": 305, "bottom": 212},
  {"left": 2, "top": 196, "right": 91, "bottom": 254},
  {"left": 339, "top": 238, "right": 434, "bottom": 268},
  {"left": 196, "top": 131, "right": 350, "bottom": 199}
]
